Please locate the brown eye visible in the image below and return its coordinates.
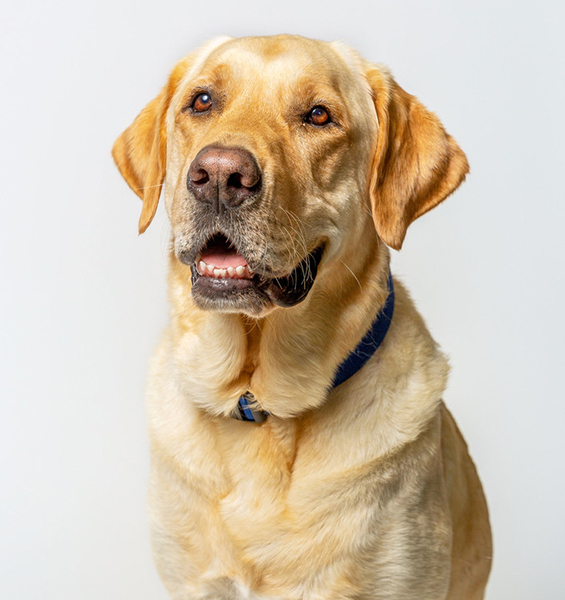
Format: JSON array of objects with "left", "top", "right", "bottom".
[
  {"left": 308, "top": 106, "right": 331, "bottom": 126},
  {"left": 192, "top": 92, "right": 212, "bottom": 113}
]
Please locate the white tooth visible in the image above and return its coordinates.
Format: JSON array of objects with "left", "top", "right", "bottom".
[
  {"left": 207, "top": 264, "right": 215, "bottom": 275},
  {"left": 235, "top": 266, "right": 245, "bottom": 277},
  {"left": 199, "top": 261, "right": 206, "bottom": 274},
  {"left": 220, "top": 269, "right": 227, "bottom": 278},
  {"left": 213, "top": 268, "right": 222, "bottom": 278},
  {"left": 227, "top": 267, "right": 235, "bottom": 277}
]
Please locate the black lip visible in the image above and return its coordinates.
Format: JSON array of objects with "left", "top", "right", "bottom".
[
  {"left": 191, "top": 272, "right": 256, "bottom": 292},
  {"left": 264, "top": 245, "right": 325, "bottom": 307},
  {"left": 189, "top": 243, "right": 325, "bottom": 311}
]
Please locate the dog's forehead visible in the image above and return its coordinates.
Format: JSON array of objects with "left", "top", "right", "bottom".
[{"left": 188, "top": 35, "right": 365, "bottom": 95}]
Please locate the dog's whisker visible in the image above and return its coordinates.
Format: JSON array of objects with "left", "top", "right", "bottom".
[
  {"left": 340, "top": 261, "right": 363, "bottom": 292},
  {"left": 135, "top": 184, "right": 163, "bottom": 191}
]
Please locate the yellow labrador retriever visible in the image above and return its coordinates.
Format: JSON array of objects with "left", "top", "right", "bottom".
[{"left": 113, "top": 35, "right": 492, "bottom": 600}]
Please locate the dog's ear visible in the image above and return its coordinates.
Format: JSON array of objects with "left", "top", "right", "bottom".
[
  {"left": 112, "top": 57, "right": 191, "bottom": 234},
  {"left": 366, "top": 66, "right": 469, "bottom": 250}
]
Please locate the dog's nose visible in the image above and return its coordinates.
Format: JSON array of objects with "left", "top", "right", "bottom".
[{"left": 187, "top": 146, "right": 262, "bottom": 213}]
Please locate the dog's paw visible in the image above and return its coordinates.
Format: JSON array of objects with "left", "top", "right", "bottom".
[
  {"left": 191, "top": 577, "right": 282, "bottom": 600},
  {"left": 192, "top": 577, "right": 246, "bottom": 600}
]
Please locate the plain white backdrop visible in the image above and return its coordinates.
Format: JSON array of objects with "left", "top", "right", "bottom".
[{"left": 1, "top": 0, "right": 564, "bottom": 598}]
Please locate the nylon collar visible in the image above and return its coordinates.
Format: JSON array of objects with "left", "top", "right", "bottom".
[{"left": 232, "top": 271, "right": 395, "bottom": 423}]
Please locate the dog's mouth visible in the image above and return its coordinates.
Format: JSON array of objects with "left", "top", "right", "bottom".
[{"left": 189, "top": 233, "right": 324, "bottom": 311}]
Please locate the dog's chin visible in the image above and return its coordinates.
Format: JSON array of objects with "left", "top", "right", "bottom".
[
  {"left": 190, "top": 274, "right": 272, "bottom": 316},
  {"left": 188, "top": 244, "right": 325, "bottom": 316}
]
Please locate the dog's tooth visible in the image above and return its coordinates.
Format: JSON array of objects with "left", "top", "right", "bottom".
[
  {"left": 198, "top": 261, "right": 206, "bottom": 274},
  {"left": 207, "top": 264, "right": 215, "bottom": 276},
  {"left": 213, "top": 268, "right": 222, "bottom": 278},
  {"left": 235, "top": 266, "right": 245, "bottom": 277},
  {"left": 227, "top": 267, "right": 235, "bottom": 277}
]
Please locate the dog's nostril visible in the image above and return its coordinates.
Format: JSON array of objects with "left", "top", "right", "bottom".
[
  {"left": 227, "top": 173, "right": 244, "bottom": 189},
  {"left": 192, "top": 169, "right": 210, "bottom": 186}
]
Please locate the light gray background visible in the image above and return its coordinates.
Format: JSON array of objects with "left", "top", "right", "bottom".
[{"left": 1, "top": 0, "right": 564, "bottom": 598}]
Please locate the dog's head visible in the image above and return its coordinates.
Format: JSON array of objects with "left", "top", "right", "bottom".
[{"left": 113, "top": 35, "right": 468, "bottom": 316}]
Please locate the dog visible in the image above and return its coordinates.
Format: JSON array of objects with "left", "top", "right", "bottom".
[{"left": 113, "top": 35, "right": 492, "bottom": 600}]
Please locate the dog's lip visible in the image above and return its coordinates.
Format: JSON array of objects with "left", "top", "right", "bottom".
[
  {"left": 264, "top": 244, "right": 325, "bottom": 307},
  {"left": 189, "top": 235, "right": 325, "bottom": 308}
]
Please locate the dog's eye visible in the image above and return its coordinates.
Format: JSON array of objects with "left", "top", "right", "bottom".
[
  {"left": 192, "top": 93, "right": 212, "bottom": 113},
  {"left": 307, "top": 106, "right": 331, "bottom": 127}
]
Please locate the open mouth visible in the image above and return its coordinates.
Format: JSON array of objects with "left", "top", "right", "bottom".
[{"left": 189, "top": 233, "right": 324, "bottom": 311}]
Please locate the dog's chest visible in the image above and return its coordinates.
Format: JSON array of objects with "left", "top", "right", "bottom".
[
  {"left": 202, "top": 422, "right": 389, "bottom": 592},
  {"left": 149, "top": 374, "right": 451, "bottom": 598}
]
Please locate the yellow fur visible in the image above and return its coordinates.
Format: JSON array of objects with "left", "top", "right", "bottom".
[{"left": 113, "top": 35, "right": 492, "bottom": 599}]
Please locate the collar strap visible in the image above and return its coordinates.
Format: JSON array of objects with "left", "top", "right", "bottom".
[
  {"left": 232, "top": 271, "right": 395, "bottom": 423},
  {"left": 331, "top": 270, "right": 394, "bottom": 388}
]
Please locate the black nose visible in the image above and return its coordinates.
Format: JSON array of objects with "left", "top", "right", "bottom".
[{"left": 187, "top": 146, "right": 262, "bottom": 213}]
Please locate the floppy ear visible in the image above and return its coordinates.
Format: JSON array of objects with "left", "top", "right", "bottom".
[
  {"left": 366, "top": 66, "right": 469, "bottom": 250},
  {"left": 112, "top": 58, "right": 191, "bottom": 234}
]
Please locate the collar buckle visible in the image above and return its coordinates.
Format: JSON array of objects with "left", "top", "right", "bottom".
[{"left": 232, "top": 392, "right": 269, "bottom": 423}]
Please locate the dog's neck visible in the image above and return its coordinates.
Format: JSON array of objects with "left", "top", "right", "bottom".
[
  {"left": 167, "top": 233, "right": 391, "bottom": 419},
  {"left": 233, "top": 270, "right": 394, "bottom": 422}
]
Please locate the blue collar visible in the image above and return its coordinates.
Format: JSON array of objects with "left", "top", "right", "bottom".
[{"left": 232, "top": 271, "right": 395, "bottom": 423}]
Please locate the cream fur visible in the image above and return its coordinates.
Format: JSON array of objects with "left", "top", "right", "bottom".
[{"left": 113, "top": 35, "right": 492, "bottom": 600}]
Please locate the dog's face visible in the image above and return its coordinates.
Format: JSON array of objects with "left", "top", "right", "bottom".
[
  {"left": 167, "top": 36, "right": 378, "bottom": 315},
  {"left": 113, "top": 35, "right": 469, "bottom": 316}
]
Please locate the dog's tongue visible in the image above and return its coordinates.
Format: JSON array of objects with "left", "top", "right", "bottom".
[{"left": 199, "top": 247, "right": 248, "bottom": 269}]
